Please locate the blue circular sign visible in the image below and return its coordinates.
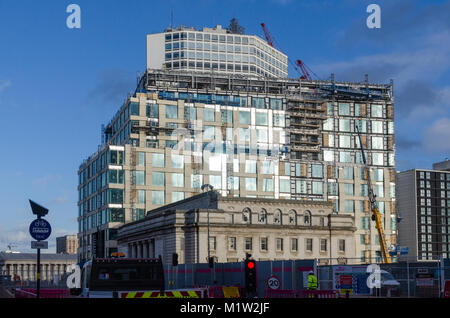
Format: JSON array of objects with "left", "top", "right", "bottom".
[{"left": 29, "top": 218, "right": 51, "bottom": 241}]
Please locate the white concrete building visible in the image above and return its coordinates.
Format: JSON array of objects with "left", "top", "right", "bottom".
[{"left": 146, "top": 21, "right": 288, "bottom": 78}]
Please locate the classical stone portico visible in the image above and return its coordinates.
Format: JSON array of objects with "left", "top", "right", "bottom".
[{"left": 0, "top": 252, "right": 77, "bottom": 284}]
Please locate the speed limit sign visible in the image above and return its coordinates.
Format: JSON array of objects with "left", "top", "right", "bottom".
[{"left": 267, "top": 275, "right": 281, "bottom": 290}]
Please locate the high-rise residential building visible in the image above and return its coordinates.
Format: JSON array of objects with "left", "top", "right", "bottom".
[
  {"left": 56, "top": 235, "right": 78, "bottom": 254},
  {"left": 397, "top": 164, "right": 450, "bottom": 262},
  {"left": 77, "top": 21, "right": 396, "bottom": 263}
]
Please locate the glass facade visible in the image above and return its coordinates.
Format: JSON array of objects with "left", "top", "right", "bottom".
[{"left": 161, "top": 29, "right": 288, "bottom": 78}]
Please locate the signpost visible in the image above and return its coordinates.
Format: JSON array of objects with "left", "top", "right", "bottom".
[
  {"left": 267, "top": 275, "right": 281, "bottom": 290},
  {"left": 28, "top": 199, "right": 51, "bottom": 299},
  {"left": 31, "top": 241, "right": 48, "bottom": 249}
]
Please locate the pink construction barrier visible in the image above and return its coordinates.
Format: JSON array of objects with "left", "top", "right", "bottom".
[
  {"left": 264, "top": 289, "right": 299, "bottom": 298},
  {"left": 15, "top": 288, "right": 70, "bottom": 298},
  {"left": 299, "top": 290, "right": 338, "bottom": 298}
]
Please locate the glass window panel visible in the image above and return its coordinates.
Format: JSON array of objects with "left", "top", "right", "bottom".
[
  {"left": 340, "top": 135, "right": 351, "bottom": 148},
  {"left": 338, "top": 103, "right": 350, "bottom": 115},
  {"left": 256, "top": 129, "right": 268, "bottom": 142},
  {"left": 256, "top": 112, "right": 268, "bottom": 125},
  {"left": 280, "top": 179, "right": 290, "bottom": 192},
  {"left": 172, "top": 173, "right": 184, "bottom": 187},
  {"left": 372, "top": 121, "right": 383, "bottom": 133},
  {"left": 263, "top": 178, "right": 274, "bottom": 192},
  {"left": 191, "top": 175, "right": 203, "bottom": 188},
  {"left": 372, "top": 153, "right": 384, "bottom": 166},
  {"left": 312, "top": 164, "right": 323, "bottom": 178},
  {"left": 210, "top": 175, "right": 222, "bottom": 189},
  {"left": 371, "top": 104, "right": 383, "bottom": 117},
  {"left": 273, "top": 113, "right": 285, "bottom": 127},
  {"left": 151, "top": 190, "right": 164, "bottom": 205},
  {"left": 152, "top": 153, "right": 164, "bottom": 167},
  {"left": 203, "top": 108, "right": 215, "bottom": 122},
  {"left": 171, "top": 154, "right": 184, "bottom": 169},
  {"left": 245, "top": 177, "right": 257, "bottom": 191},
  {"left": 239, "top": 111, "right": 251, "bottom": 124},
  {"left": 339, "top": 119, "right": 351, "bottom": 132},
  {"left": 133, "top": 171, "right": 145, "bottom": 185},
  {"left": 312, "top": 181, "right": 323, "bottom": 195},
  {"left": 343, "top": 167, "right": 354, "bottom": 180},
  {"left": 152, "top": 172, "right": 164, "bottom": 186},
  {"left": 166, "top": 105, "right": 178, "bottom": 119},
  {"left": 270, "top": 98, "right": 282, "bottom": 110},
  {"left": 252, "top": 97, "right": 265, "bottom": 109},
  {"left": 372, "top": 136, "right": 384, "bottom": 150},
  {"left": 245, "top": 160, "right": 257, "bottom": 173}
]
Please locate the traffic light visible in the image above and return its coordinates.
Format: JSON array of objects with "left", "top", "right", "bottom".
[
  {"left": 172, "top": 253, "right": 178, "bottom": 266},
  {"left": 244, "top": 256, "right": 257, "bottom": 296}
]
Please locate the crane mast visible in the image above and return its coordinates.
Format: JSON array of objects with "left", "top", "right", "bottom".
[{"left": 356, "top": 125, "right": 391, "bottom": 264}]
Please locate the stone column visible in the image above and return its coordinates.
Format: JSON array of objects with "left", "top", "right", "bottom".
[
  {"left": 143, "top": 241, "right": 148, "bottom": 258},
  {"left": 44, "top": 264, "right": 48, "bottom": 282},
  {"left": 23, "top": 264, "right": 28, "bottom": 281},
  {"left": 133, "top": 243, "right": 138, "bottom": 258},
  {"left": 138, "top": 242, "right": 143, "bottom": 258}
]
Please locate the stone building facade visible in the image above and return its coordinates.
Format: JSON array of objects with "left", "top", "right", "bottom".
[
  {"left": 0, "top": 252, "right": 77, "bottom": 283},
  {"left": 117, "top": 191, "right": 356, "bottom": 265}
]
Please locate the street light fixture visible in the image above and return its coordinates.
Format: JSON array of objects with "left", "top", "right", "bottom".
[{"left": 201, "top": 184, "right": 214, "bottom": 266}]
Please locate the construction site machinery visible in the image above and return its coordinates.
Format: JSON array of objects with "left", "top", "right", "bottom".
[{"left": 356, "top": 125, "right": 392, "bottom": 264}]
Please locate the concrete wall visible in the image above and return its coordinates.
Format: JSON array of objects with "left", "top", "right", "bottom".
[
  {"left": 146, "top": 33, "right": 165, "bottom": 70},
  {"left": 396, "top": 170, "right": 418, "bottom": 260}
]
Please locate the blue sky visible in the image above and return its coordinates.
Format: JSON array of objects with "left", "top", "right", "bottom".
[{"left": 0, "top": 0, "right": 449, "bottom": 252}]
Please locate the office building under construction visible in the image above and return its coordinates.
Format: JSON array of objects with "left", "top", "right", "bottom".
[{"left": 77, "top": 21, "right": 396, "bottom": 264}]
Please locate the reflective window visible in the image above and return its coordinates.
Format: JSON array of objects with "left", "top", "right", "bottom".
[
  {"left": 203, "top": 108, "right": 215, "bottom": 122},
  {"left": 171, "top": 154, "right": 184, "bottom": 169},
  {"left": 152, "top": 153, "right": 164, "bottom": 167},
  {"left": 239, "top": 111, "right": 251, "bottom": 125},
  {"left": 151, "top": 191, "right": 164, "bottom": 205},
  {"left": 165, "top": 105, "right": 178, "bottom": 119},
  {"left": 263, "top": 178, "right": 274, "bottom": 192},
  {"left": 152, "top": 172, "right": 164, "bottom": 186},
  {"left": 209, "top": 175, "right": 222, "bottom": 189},
  {"left": 171, "top": 173, "right": 184, "bottom": 187},
  {"left": 245, "top": 160, "right": 257, "bottom": 173},
  {"left": 245, "top": 177, "right": 257, "bottom": 191},
  {"left": 256, "top": 112, "right": 268, "bottom": 125},
  {"left": 338, "top": 103, "right": 350, "bottom": 116}
]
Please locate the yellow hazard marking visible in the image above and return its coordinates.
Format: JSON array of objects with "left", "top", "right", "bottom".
[
  {"left": 126, "top": 292, "right": 137, "bottom": 298},
  {"left": 222, "top": 287, "right": 240, "bottom": 298}
]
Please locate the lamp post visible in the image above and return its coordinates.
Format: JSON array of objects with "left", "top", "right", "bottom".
[{"left": 201, "top": 184, "right": 214, "bottom": 264}]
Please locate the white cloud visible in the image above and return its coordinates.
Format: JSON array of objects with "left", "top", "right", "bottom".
[
  {"left": 0, "top": 223, "right": 73, "bottom": 253},
  {"left": 0, "top": 79, "right": 11, "bottom": 92},
  {"left": 32, "top": 174, "right": 63, "bottom": 188},
  {"left": 422, "top": 117, "right": 450, "bottom": 154}
]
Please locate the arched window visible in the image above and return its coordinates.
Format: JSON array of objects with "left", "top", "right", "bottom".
[
  {"left": 258, "top": 209, "right": 267, "bottom": 224},
  {"left": 304, "top": 210, "right": 312, "bottom": 225},
  {"left": 274, "top": 209, "right": 282, "bottom": 225},
  {"left": 243, "top": 208, "right": 251, "bottom": 224},
  {"left": 288, "top": 210, "right": 297, "bottom": 225}
]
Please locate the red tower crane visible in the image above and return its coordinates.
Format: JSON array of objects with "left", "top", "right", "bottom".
[
  {"left": 260, "top": 23, "right": 274, "bottom": 47},
  {"left": 260, "top": 22, "right": 318, "bottom": 80}
]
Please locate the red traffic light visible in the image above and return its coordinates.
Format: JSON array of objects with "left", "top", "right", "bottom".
[{"left": 247, "top": 261, "right": 255, "bottom": 269}]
